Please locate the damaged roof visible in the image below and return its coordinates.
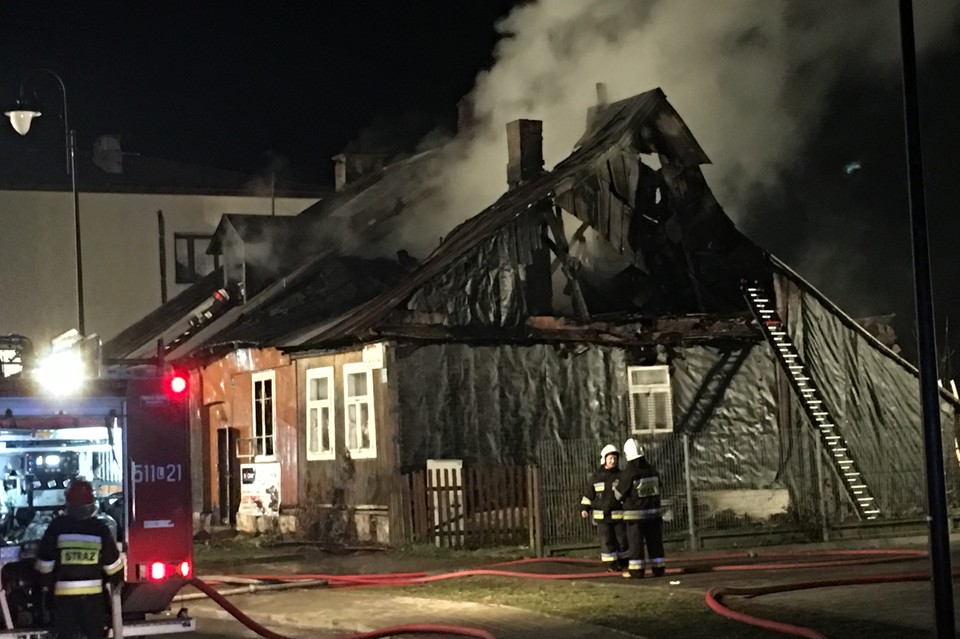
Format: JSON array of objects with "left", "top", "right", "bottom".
[
  {"left": 101, "top": 152, "right": 439, "bottom": 361},
  {"left": 284, "top": 88, "right": 769, "bottom": 347},
  {"left": 106, "top": 87, "right": 767, "bottom": 362},
  {"left": 298, "top": 148, "right": 446, "bottom": 252},
  {"left": 203, "top": 256, "right": 406, "bottom": 348}
]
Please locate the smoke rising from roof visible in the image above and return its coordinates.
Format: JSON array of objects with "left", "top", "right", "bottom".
[
  {"left": 439, "top": 0, "right": 958, "bottom": 222},
  {"left": 348, "top": 0, "right": 959, "bottom": 278}
]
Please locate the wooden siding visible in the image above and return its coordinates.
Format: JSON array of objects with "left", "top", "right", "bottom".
[
  {"left": 295, "top": 345, "right": 399, "bottom": 528},
  {"left": 196, "top": 347, "right": 299, "bottom": 517}
]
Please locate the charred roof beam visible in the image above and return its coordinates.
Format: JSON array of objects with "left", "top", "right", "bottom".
[{"left": 542, "top": 204, "right": 589, "bottom": 320}]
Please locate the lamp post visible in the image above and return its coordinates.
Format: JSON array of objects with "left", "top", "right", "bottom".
[{"left": 4, "top": 69, "right": 85, "bottom": 336}]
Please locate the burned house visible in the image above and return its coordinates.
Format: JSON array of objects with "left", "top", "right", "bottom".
[
  {"left": 107, "top": 86, "right": 959, "bottom": 548},
  {"left": 275, "top": 87, "right": 959, "bottom": 545}
]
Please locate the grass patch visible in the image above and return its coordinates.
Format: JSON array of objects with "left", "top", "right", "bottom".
[{"left": 376, "top": 576, "right": 917, "bottom": 639}]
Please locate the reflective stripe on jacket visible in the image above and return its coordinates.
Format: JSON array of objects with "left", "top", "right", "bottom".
[
  {"left": 36, "top": 515, "right": 124, "bottom": 596},
  {"left": 615, "top": 458, "right": 662, "bottom": 521},
  {"left": 580, "top": 466, "right": 623, "bottom": 522}
]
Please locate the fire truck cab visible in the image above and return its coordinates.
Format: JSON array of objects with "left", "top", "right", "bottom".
[{"left": 0, "top": 367, "right": 195, "bottom": 638}]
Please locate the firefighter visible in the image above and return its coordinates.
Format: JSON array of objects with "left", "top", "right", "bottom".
[
  {"left": 615, "top": 438, "right": 665, "bottom": 578},
  {"left": 580, "top": 444, "right": 627, "bottom": 569},
  {"left": 36, "top": 479, "right": 124, "bottom": 639}
]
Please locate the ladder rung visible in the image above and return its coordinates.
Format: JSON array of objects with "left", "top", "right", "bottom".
[
  {"left": 858, "top": 497, "right": 874, "bottom": 502},
  {"left": 839, "top": 461, "right": 854, "bottom": 466}
]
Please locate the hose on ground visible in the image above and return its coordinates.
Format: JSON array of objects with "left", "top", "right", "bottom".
[
  {"left": 187, "top": 576, "right": 498, "bottom": 639},
  {"left": 705, "top": 568, "right": 960, "bottom": 639},
  {"left": 227, "top": 548, "right": 926, "bottom": 588},
  {"left": 191, "top": 549, "right": 931, "bottom": 638}
]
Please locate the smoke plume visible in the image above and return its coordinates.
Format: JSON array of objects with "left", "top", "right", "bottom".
[{"left": 385, "top": 0, "right": 959, "bottom": 258}]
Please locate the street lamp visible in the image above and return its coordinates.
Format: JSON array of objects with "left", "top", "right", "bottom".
[{"left": 4, "top": 69, "right": 85, "bottom": 336}]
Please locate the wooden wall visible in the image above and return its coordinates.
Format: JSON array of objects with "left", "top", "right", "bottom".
[
  {"left": 294, "top": 345, "right": 399, "bottom": 532},
  {"left": 196, "top": 347, "right": 299, "bottom": 518}
]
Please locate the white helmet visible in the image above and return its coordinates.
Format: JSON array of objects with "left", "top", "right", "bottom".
[
  {"left": 600, "top": 444, "right": 619, "bottom": 463},
  {"left": 623, "top": 438, "right": 644, "bottom": 461}
]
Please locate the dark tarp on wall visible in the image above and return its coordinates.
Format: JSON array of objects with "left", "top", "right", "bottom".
[
  {"left": 394, "top": 340, "right": 776, "bottom": 486},
  {"left": 778, "top": 269, "right": 960, "bottom": 518},
  {"left": 403, "top": 210, "right": 543, "bottom": 328},
  {"left": 395, "top": 342, "right": 628, "bottom": 469},
  {"left": 671, "top": 343, "right": 780, "bottom": 490}
]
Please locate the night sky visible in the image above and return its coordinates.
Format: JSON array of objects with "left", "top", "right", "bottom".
[
  {"left": 0, "top": 2, "right": 520, "bottom": 182},
  {"left": 1, "top": 1, "right": 958, "bottom": 374}
]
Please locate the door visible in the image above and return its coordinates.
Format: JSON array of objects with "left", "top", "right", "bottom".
[{"left": 217, "top": 427, "right": 240, "bottom": 525}]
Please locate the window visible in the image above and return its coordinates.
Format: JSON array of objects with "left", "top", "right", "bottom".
[
  {"left": 627, "top": 365, "right": 673, "bottom": 435},
  {"left": 306, "top": 367, "right": 335, "bottom": 460},
  {"left": 174, "top": 233, "right": 220, "bottom": 283},
  {"left": 252, "top": 371, "right": 276, "bottom": 460},
  {"left": 342, "top": 363, "right": 376, "bottom": 459}
]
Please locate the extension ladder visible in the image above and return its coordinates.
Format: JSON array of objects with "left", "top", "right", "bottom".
[{"left": 743, "top": 283, "right": 879, "bottom": 520}]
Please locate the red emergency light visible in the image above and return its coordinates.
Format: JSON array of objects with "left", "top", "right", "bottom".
[
  {"left": 149, "top": 562, "right": 167, "bottom": 581},
  {"left": 144, "top": 560, "right": 191, "bottom": 581},
  {"left": 166, "top": 372, "right": 188, "bottom": 396}
]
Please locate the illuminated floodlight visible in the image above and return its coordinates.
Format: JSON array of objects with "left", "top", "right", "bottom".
[{"left": 34, "top": 349, "right": 86, "bottom": 396}]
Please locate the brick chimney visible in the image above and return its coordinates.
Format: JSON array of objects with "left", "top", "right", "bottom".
[
  {"left": 585, "top": 82, "right": 609, "bottom": 128},
  {"left": 457, "top": 96, "right": 477, "bottom": 137},
  {"left": 506, "top": 119, "right": 544, "bottom": 189},
  {"left": 333, "top": 152, "right": 386, "bottom": 192}
]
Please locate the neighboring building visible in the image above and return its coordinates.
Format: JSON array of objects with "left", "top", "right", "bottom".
[
  {"left": 106, "top": 88, "right": 960, "bottom": 547},
  {"left": 0, "top": 143, "right": 325, "bottom": 349}
]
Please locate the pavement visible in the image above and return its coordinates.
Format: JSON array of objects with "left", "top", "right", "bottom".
[
  {"left": 185, "top": 587, "right": 646, "bottom": 639},
  {"left": 185, "top": 535, "right": 960, "bottom": 638}
]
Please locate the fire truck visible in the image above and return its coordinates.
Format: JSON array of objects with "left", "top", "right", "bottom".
[{"left": 0, "top": 341, "right": 196, "bottom": 639}]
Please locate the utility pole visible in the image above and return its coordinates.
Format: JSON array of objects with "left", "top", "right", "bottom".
[{"left": 898, "top": 1, "right": 955, "bottom": 636}]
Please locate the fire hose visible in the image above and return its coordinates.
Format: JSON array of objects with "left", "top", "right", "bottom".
[{"left": 187, "top": 549, "right": 931, "bottom": 638}]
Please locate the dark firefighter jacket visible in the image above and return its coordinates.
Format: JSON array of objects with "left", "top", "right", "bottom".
[
  {"left": 614, "top": 457, "right": 663, "bottom": 520},
  {"left": 580, "top": 466, "right": 623, "bottom": 522},
  {"left": 36, "top": 515, "right": 124, "bottom": 596}
]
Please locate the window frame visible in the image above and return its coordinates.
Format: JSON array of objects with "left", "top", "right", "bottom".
[
  {"left": 305, "top": 366, "right": 336, "bottom": 461},
  {"left": 627, "top": 365, "right": 674, "bottom": 436},
  {"left": 252, "top": 370, "right": 277, "bottom": 461},
  {"left": 342, "top": 362, "right": 377, "bottom": 460},
  {"left": 174, "top": 232, "right": 220, "bottom": 284}
]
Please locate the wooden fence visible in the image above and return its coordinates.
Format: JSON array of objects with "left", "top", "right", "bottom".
[{"left": 403, "top": 465, "right": 541, "bottom": 552}]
